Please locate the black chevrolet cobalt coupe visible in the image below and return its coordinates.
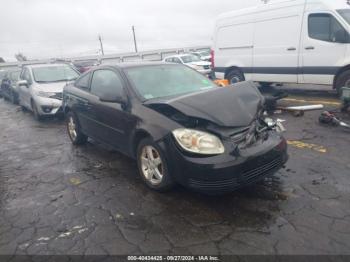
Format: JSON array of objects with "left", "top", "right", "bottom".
[{"left": 63, "top": 63, "right": 288, "bottom": 193}]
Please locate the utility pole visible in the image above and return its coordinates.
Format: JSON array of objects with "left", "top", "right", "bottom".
[
  {"left": 132, "top": 26, "right": 138, "bottom": 53},
  {"left": 98, "top": 35, "right": 105, "bottom": 56}
]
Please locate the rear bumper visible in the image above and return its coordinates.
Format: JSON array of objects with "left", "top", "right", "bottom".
[{"left": 161, "top": 132, "right": 288, "bottom": 194}]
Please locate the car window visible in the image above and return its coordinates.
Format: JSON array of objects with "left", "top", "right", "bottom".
[
  {"left": 308, "top": 13, "right": 348, "bottom": 43},
  {"left": 90, "top": 70, "right": 124, "bottom": 98},
  {"left": 21, "top": 68, "right": 32, "bottom": 83},
  {"left": 181, "top": 55, "right": 201, "bottom": 63},
  {"left": 75, "top": 73, "right": 91, "bottom": 89},
  {"left": 173, "top": 58, "right": 182, "bottom": 64},
  {"left": 10, "top": 71, "right": 20, "bottom": 81}
]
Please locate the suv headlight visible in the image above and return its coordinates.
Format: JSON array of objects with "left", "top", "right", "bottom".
[
  {"left": 172, "top": 128, "right": 225, "bottom": 155},
  {"left": 36, "top": 91, "right": 56, "bottom": 98}
]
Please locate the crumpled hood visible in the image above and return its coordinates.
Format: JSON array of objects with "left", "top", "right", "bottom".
[{"left": 144, "top": 81, "right": 264, "bottom": 127}]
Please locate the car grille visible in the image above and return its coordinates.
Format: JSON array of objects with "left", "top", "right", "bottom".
[
  {"left": 188, "top": 156, "right": 284, "bottom": 192},
  {"left": 240, "top": 156, "right": 284, "bottom": 184},
  {"left": 50, "top": 93, "right": 63, "bottom": 100}
]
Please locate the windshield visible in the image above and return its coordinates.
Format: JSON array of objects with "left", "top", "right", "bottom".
[
  {"left": 181, "top": 55, "right": 202, "bottom": 63},
  {"left": 199, "top": 51, "right": 210, "bottom": 56},
  {"left": 33, "top": 65, "right": 79, "bottom": 83},
  {"left": 125, "top": 65, "right": 216, "bottom": 100},
  {"left": 338, "top": 9, "right": 350, "bottom": 25}
]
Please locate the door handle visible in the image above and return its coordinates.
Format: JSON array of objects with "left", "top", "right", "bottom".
[
  {"left": 305, "top": 46, "right": 315, "bottom": 50},
  {"left": 287, "top": 47, "right": 296, "bottom": 51}
]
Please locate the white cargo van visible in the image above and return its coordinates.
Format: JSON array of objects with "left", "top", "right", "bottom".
[{"left": 212, "top": 0, "right": 350, "bottom": 94}]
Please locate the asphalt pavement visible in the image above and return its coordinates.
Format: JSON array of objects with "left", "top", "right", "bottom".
[{"left": 0, "top": 85, "right": 349, "bottom": 256}]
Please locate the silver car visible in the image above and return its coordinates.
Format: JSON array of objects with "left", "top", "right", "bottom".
[{"left": 17, "top": 64, "right": 80, "bottom": 120}]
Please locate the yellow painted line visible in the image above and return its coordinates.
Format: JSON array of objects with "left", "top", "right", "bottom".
[
  {"left": 287, "top": 140, "right": 327, "bottom": 153},
  {"left": 282, "top": 98, "right": 341, "bottom": 106},
  {"left": 69, "top": 177, "right": 82, "bottom": 185}
]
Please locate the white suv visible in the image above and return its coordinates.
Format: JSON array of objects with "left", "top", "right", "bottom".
[{"left": 163, "top": 54, "right": 212, "bottom": 75}]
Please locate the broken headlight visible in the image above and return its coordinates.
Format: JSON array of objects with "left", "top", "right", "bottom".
[{"left": 172, "top": 128, "right": 225, "bottom": 155}]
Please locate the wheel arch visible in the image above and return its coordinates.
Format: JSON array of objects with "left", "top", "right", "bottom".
[
  {"left": 333, "top": 65, "right": 350, "bottom": 89},
  {"left": 132, "top": 129, "right": 152, "bottom": 158},
  {"left": 224, "top": 66, "right": 245, "bottom": 80}
]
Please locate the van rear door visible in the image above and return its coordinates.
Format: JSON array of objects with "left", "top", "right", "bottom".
[
  {"left": 252, "top": 6, "right": 304, "bottom": 83},
  {"left": 301, "top": 12, "right": 348, "bottom": 85}
]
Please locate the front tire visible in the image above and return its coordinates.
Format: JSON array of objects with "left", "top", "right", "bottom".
[
  {"left": 335, "top": 70, "right": 350, "bottom": 97},
  {"left": 31, "top": 100, "right": 43, "bottom": 121},
  {"left": 66, "top": 111, "right": 88, "bottom": 145},
  {"left": 136, "top": 138, "right": 174, "bottom": 192},
  {"left": 226, "top": 68, "right": 245, "bottom": 84}
]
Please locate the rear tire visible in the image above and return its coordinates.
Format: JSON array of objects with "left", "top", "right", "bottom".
[
  {"left": 66, "top": 111, "right": 88, "bottom": 145},
  {"left": 335, "top": 70, "right": 350, "bottom": 97},
  {"left": 226, "top": 69, "right": 245, "bottom": 84},
  {"left": 136, "top": 138, "right": 174, "bottom": 192}
]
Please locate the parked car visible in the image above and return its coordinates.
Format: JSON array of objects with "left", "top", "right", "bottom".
[
  {"left": 0, "top": 69, "right": 6, "bottom": 97},
  {"left": 163, "top": 54, "right": 212, "bottom": 75},
  {"left": 63, "top": 63, "right": 288, "bottom": 193},
  {"left": 17, "top": 63, "right": 80, "bottom": 120},
  {"left": 212, "top": 0, "right": 350, "bottom": 95},
  {"left": 73, "top": 60, "right": 100, "bottom": 73},
  {"left": 0, "top": 69, "right": 21, "bottom": 104},
  {"left": 191, "top": 50, "right": 211, "bottom": 62}
]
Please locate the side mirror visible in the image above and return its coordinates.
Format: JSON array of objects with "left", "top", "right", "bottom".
[
  {"left": 99, "top": 92, "right": 128, "bottom": 106},
  {"left": 17, "top": 80, "right": 29, "bottom": 88},
  {"left": 334, "top": 30, "right": 349, "bottom": 43}
]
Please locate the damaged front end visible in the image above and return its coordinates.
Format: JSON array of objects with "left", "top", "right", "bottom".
[{"left": 145, "top": 81, "right": 284, "bottom": 151}]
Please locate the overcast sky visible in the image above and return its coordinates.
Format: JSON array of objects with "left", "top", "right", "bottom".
[{"left": 0, "top": 0, "right": 259, "bottom": 61}]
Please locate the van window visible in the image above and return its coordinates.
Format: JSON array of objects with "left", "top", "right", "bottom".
[{"left": 309, "top": 13, "right": 348, "bottom": 43}]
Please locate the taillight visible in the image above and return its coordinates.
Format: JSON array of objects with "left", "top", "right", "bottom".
[{"left": 210, "top": 49, "right": 215, "bottom": 69}]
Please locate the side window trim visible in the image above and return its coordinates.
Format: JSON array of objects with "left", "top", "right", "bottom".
[{"left": 75, "top": 72, "right": 92, "bottom": 91}]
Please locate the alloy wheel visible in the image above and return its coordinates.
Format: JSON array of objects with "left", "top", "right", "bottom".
[
  {"left": 140, "top": 146, "right": 163, "bottom": 185},
  {"left": 68, "top": 116, "right": 77, "bottom": 141}
]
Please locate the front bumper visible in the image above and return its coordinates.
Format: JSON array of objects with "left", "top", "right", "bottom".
[
  {"left": 161, "top": 132, "right": 288, "bottom": 194},
  {"left": 34, "top": 96, "right": 63, "bottom": 115}
]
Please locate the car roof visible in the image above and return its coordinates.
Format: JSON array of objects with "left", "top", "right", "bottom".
[
  {"left": 103, "top": 61, "right": 176, "bottom": 69},
  {"left": 25, "top": 63, "right": 71, "bottom": 69}
]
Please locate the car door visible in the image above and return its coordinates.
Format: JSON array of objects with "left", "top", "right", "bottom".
[
  {"left": 252, "top": 12, "right": 303, "bottom": 83},
  {"left": 301, "top": 12, "right": 348, "bottom": 85},
  {"left": 18, "top": 68, "right": 33, "bottom": 109},
  {"left": 89, "top": 69, "right": 132, "bottom": 152},
  {"left": 69, "top": 72, "right": 97, "bottom": 135}
]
